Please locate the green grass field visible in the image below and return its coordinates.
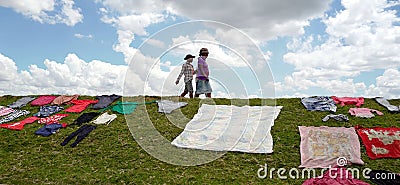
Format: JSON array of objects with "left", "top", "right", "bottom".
[{"left": 0, "top": 95, "right": 399, "bottom": 184}]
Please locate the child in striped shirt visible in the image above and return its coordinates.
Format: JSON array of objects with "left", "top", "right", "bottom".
[{"left": 176, "top": 54, "right": 196, "bottom": 98}]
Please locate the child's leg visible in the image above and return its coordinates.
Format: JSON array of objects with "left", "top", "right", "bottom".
[
  {"left": 180, "top": 91, "right": 188, "bottom": 97},
  {"left": 206, "top": 93, "right": 211, "bottom": 98}
]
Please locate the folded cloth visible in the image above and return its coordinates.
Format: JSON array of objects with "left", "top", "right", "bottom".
[
  {"left": 375, "top": 97, "right": 400, "bottom": 113},
  {"left": 33, "top": 105, "right": 64, "bottom": 118},
  {"left": 8, "top": 97, "right": 36, "bottom": 109},
  {"left": 156, "top": 100, "right": 188, "bottom": 114},
  {"left": 92, "top": 112, "right": 117, "bottom": 125},
  {"left": 322, "top": 114, "right": 349, "bottom": 122},
  {"left": 51, "top": 94, "right": 79, "bottom": 105},
  {"left": 0, "top": 110, "right": 30, "bottom": 124},
  {"left": 301, "top": 96, "right": 337, "bottom": 112},
  {"left": 34, "top": 123, "right": 67, "bottom": 137},
  {"left": 31, "top": 95, "right": 57, "bottom": 106}
]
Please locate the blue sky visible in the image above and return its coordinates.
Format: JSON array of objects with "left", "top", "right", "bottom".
[{"left": 0, "top": 0, "right": 399, "bottom": 98}]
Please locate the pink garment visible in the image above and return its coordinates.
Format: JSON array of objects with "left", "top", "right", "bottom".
[
  {"left": 51, "top": 94, "right": 79, "bottom": 105},
  {"left": 0, "top": 117, "right": 39, "bottom": 131},
  {"left": 38, "top": 114, "right": 69, "bottom": 124},
  {"left": 349, "top": 108, "right": 383, "bottom": 118},
  {"left": 64, "top": 99, "right": 99, "bottom": 113},
  {"left": 302, "top": 166, "right": 370, "bottom": 185},
  {"left": 299, "top": 126, "right": 364, "bottom": 168},
  {"left": 331, "top": 96, "right": 364, "bottom": 107},
  {"left": 0, "top": 106, "right": 15, "bottom": 116},
  {"left": 31, "top": 95, "right": 57, "bottom": 106}
]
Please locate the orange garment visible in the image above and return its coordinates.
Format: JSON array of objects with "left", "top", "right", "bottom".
[{"left": 51, "top": 94, "right": 79, "bottom": 105}]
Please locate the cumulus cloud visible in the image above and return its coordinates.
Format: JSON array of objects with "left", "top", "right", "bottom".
[
  {"left": 0, "top": 0, "right": 83, "bottom": 26},
  {"left": 278, "top": 0, "right": 400, "bottom": 97},
  {"left": 74, "top": 33, "right": 93, "bottom": 39}
]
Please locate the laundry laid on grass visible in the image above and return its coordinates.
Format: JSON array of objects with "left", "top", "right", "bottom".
[
  {"left": 61, "top": 124, "right": 96, "bottom": 147},
  {"left": 375, "top": 97, "right": 400, "bottom": 113},
  {"left": 356, "top": 126, "right": 400, "bottom": 159},
  {"left": 156, "top": 100, "right": 188, "bottom": 114},
  {"left": 172, "top": 104, "right": 283, "bottom": 153},
  {"left": 367, "top": 170, "right": 400, "bottom": 185},
  {"left": 332, "top": 96, "right": 364, "bottom": 107},
  {"left": 322, "top": 114, "right": 349, "bottom": 122},
  {"left": 298, "top": 126, "right": 364, "bottom": 168},
  {"left": 35, "top": 123, "right": 67, "bottom": 137},
  {"left": 301, "top": 96, "right": 337, "bottom": 112},
  {"left": 302, "top": 166, "right": 370, "bottom": 185},
  {"left": 91, "top": 94, "right": 121, "bottom": 109},
  {"left": 92, "top": 112, "right": 117, "bottom": 125},
  {"left": 102, "top": 100, "right": 156, "bottom": 114},
  {"left": 0, "top": 110, "right": 30, "bottom": 124},
  {"left": 348, "top": 108, "right": 383, "bottom": 118},
  {"left": 51, "top": 94, "right": 79, "bottom": 105},
  {"left": 0, "top": 116, "right": 39, "bottom": 130},
  {"left": 73, "top": 112, "right": 100, "bottom": 126},
  {"left": 30, "top": 95, "right": 57, "bottom": 106},
  {"left": 64, "top": 99, "right": 99, "bottom": 113},
  {"left": 0, "top": 106, "right": 15, "bottom": 116},
  {"left": 33, "top": 105, "right": 64, "bottom": 117},
  {"left": 38, "top": 114, "right": 69, "bottom": 125},
  {"left": 8, "top": 97, "right": 36, "bottom": 109}
]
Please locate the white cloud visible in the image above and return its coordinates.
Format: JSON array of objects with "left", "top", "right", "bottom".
[
  {"left": 278, "top": 0, "right": 400, "bottom": 97},
  {"left": 0, "top": 0, "right": 83, "bottom": 26},
  {"left": 74, "top": 33, "right": 93, "bottom": 39}
]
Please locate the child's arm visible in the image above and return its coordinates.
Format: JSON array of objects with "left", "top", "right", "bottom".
[{"left": 176, "top": 65, "right": 185, "bottom": 84}]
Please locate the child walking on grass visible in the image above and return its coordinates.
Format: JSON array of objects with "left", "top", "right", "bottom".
[{"left": 175, "top": 54, "right": 196, "bottom": 98}]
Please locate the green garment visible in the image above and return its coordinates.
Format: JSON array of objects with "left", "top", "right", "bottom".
[{"left": 102, "top": 100, "right": 156, "bottom": 114}]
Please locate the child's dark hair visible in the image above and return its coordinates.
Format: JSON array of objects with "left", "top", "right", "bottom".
[{"left": 199, "top": 48, "right": 209, "bottom": 56}]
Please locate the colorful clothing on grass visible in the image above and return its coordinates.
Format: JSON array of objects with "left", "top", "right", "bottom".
[
  {"left": 91, "top": 94, "right": 121, "bottom": 109},
  {"left": 65, "top": 99, "right": 99, "bottom": 113},
  {"left": 0, "top": 110, "right": 30, "bottom": 124},
  {"left": 375, "top": 97, "right": 400, "bottom": 113},
  {"left": 92, "top": 112, "right": 117, "bottom": 125},
  {"left": 301, "top": 96, "right": 337, "bottom": 112},
  {"left": 0, "top": 117, "right": 39, "bottom": 130},
  {"left": 35, "top": 123, "right": 67, "bottom": 137},
  {"left": 61, "top": 124, "right": 96, "bottom": 148},
  {"left": 38, "top": 114, "right": 69, "bottom": 125},
  {"left": 299, "top": 126, "right": 364, "bottom": 168},
  {"left": 156, "top": 100, "right": 188, "bottom": 114},
  {"left": 331, "top": 96, "right": 364, "bottom": 107},
  {"left": 33, "top": 105, "right": 64, "bottom": 117},
  {"left": 322, "top": 114, "right": 349, "bottom": 122},
  {"left": 0, "top": 106, "right": 15, "bottom": 116},
  {"left": 356, "top": 126, "right": 400, "bottom": 159},
  {"left": 348, "top": 108, "right": 383, "bottom": 118},
  {"left": 31, "top": 95, "right": 57, "bottom": 106},
  {"left": 51, "top": 94, "right": 79, "bottom": 105},
  {"left": 8, "top": 97, "right": 35, "bottom": 109}
]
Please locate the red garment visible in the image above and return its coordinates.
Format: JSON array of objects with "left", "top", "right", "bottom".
[
  {"left": 64, "top": 99, "right": 99, "bottom": 113},
  {"left": 0, "top": 116, "right": 39, "bottom": 130},
  {"left": 356, "top": 126, "right": 400, "bottom": 159},
  {"left": 38, "top": 114, "right": 69, "bottom": 124},
  {"left": 331, "top": 96, "right": 364, "bottom": 107},
  {"left": 31, "top": 95, "right": 57, "bottom": 106},
  {"left": 302, "top": 166, "right": 370, "bottom": 185}
]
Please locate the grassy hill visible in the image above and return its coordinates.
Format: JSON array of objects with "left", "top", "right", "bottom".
[{"left": 0, "top": 95, "right": 399, "bottom": 184}]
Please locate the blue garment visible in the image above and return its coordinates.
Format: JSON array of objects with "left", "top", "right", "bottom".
[
  {"left": 33, "top": 105, "right": 64, "bottom": 117},
  {"left": 195, "top": 79, "right": 212, "bottom": 94},
  {"left": 301, "top": 96, "right": 337, "bottom": 112},
  {"left": 34, "top": 123, "right": 63, "bottom": 137}
]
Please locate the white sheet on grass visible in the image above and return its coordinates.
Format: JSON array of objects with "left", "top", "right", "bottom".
[{"left": 171, "top": 104, "right": 283, "bottom": 153}]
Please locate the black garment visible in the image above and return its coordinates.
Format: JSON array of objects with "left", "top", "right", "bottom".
[
  {"left": 73, "top": 112, "right": 100, "bottom": 126},
  {"left": 368, "top": 170, "right": 400, "bottom": 185},
  {"left": 91, "top": 94, "right": 121, "bottom": 109},
  {"left": 61, "top": 124, "right": 96, "bottom": 147}
]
